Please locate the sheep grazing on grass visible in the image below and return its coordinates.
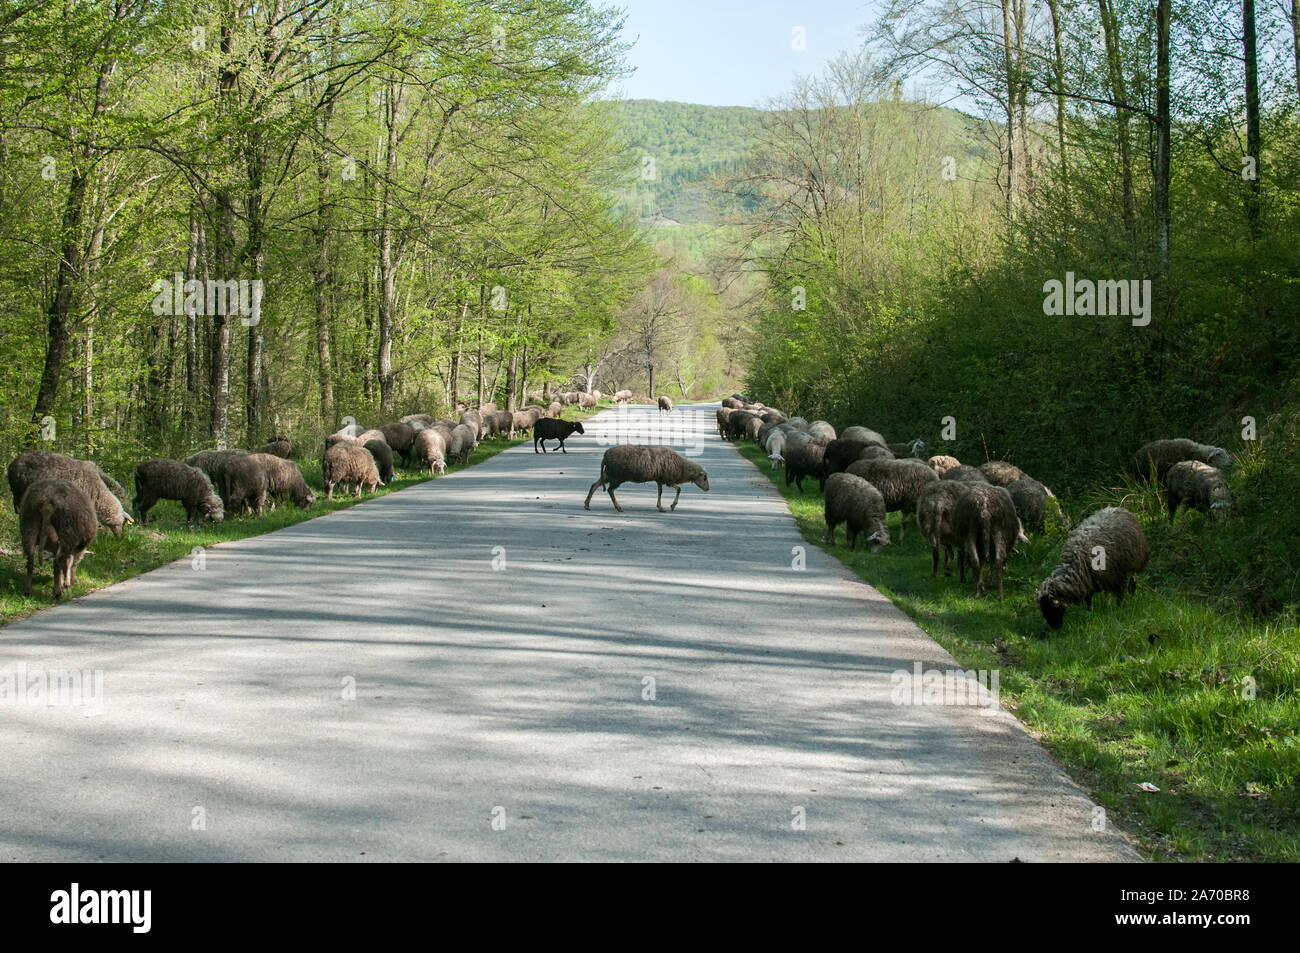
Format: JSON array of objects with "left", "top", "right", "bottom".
[
  {"left": 412, "top": 429, "right": 447, "bottom": 475},
  {"left": 823, "top": 472, "right": 890, "bottom": 552},
  {"left": 257, "top": 438, "right": 293, "bottom": 458},
  {"left": 1131, "top": 438, "right": 1233, "bottom": 483},
  {"left": 822, "top": 439, "right": 874, "bottom": 482},
  {"left": 8, "top": 449, "right": 132, "bottom": 537},
  {"left": 724, "top": 411, "right": 759, "bottom": 441},
  {"left": 845, "top": 457, "right": 938, "bottom": 542},
  {"left": 132, "top": 460, "right": 224, "bottom": 525},
  {"left": 379, "top": 422, "right": 416, "bottom": 465},
  {"left": 363, "top": 439, "right": 395, "bottom": 483},
  {"left": 916, "top": 480, "right": 971, "bottom": 577},
  {"left": 953, "top": 483, "right": 1023, "bottom": 600},
  {"left": 840, "top": 425, "right": 886, "bottom": 447},
  {"left": 756, "top": 420, "right": 781, "bottom": 450},
  {"left": 716, "top": 407, "right": 733, "bottom": 439},
  {"left": 1037, "top": 507, "right": 1149, "bottom": 629},
  {"left": 578, "top": 393, "right": 599, "bottom": 409},
  {"left": 765, "top": 429, "right": 790, "bottom": 469},
  {"left": 485, "top": 410, "right": 516, "bottom": 438},
  {"left": 533, "top": 418, "right": 585, "bottom": 453},
  {"left": 1165, "top": 461, "right": 1230, "bottom": 524},
  {"left": 979, "top": 460, "right": 1029, "bottom": 487},
  {"left": 322, "top": 443, "right": 382, "bottom": 499},
  {"left": 253, "top": 453, "right": 315, "bottom": 509},
  {"left": 584, "top": 445, "right": 709, "bottom": 513},
  {"left": 547, "top": 401, "right": 562, "bottom": 418},
  {"left": 458, "top": 410, "right": 484, "bottom": 441},
  {"left": 20, "top": 479, "right": 96, "bottom": 599},
  {"left": 808, "top": 420, "right": 836, "bottom": 441},
  {"left": 784, "top": 437, "right": 830, "bottom": 491},
  {"left": 927, "top": 455, "right": 962, "bottom": 476},
  {"left": 1006, "top": 477, "right": 1069, "bottom": 534},
  {"left": 658, "top": 395, "right": 673, "bottom": 413},
  {"left": 217, "top": 453, "right": 269, "bottom": 517},
  {"left": 512, "top": 408, "right": 543, "bottom": 435},
  {"left": 613, "top": 389, "right": 634, "bottom": 403},
  {"left": 447, "top": 423, "right": 477, "bottom": 465},
  {"left": 940, "top": 464, "right": 990, "bottom": 484}
]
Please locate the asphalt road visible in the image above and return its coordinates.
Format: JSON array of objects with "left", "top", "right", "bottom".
[{"left": 0, "top": 403, "right": 1138, "bottom": 861}]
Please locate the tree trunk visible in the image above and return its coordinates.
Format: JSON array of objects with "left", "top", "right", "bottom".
[
  {"left": 1155, "top": 0, "right": 1171, "bottom": 274},
  {"left": 185, "top": 203, "right": 201, "bottom": 429},
  {"left": 32, "top": 164, "right": 90, "bottom": 430},
  {"left": 1047, "top": 0, "right": 1068, "bottom": 189},
  {"left": 1098, "top": 0, "right": 1135, "bottom": 238},
  {"left": 1243, "top": 0, "right": 1261, "bottom": 238}
]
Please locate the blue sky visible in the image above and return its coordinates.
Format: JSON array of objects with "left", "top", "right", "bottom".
[{"left": 605, "top": 1, "right": 878, "bottom": 107}]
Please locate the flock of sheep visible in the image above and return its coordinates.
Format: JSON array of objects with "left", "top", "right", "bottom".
[
  {"left": 716, "top": 396, "right": 1235, "bottom": 630},
  {"left": 6, "top": 398, "right": 586, "bottom": 600}
]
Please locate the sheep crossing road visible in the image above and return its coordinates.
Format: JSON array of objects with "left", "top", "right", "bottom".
[{"left": 0, "top": 403, "right": 1137, "bottom": 862}]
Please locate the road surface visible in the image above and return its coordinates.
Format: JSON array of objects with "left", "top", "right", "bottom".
[{"left": 0, "top": 403, "right": 1137, "bottom": 861}]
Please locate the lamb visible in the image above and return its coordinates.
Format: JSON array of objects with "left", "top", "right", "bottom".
[
  {"left": 447, "top": 423, "right": 477, "bottom": 464},
  {"left": 411, "top": 428, "right": 447, "bottom": 475},
  {"left": 364, "top": 439, "right": 396, "bottom": 483},
  {"left": 658, "top": 395, "right": 673, "bottom": 413},
  {"left": 257, "top": 438, "right": 293, "bottom": 458},
  {"left": 380, "top": 422, "right": 417, "bottom": 465},
  {"left": 217, "top": 452, "right": 270, "bottom": 517},
  {"left": 927, "top": 454, "right": 962, "bottom": 476},
  {"left": 132, "top": 459, "right": 224, "bottom": 524},
  {"left": 823, "top": 472, "right": 891, "bottom": 551},
  {"left": 940, "top": 464, "right": 990, "bottom": 484},
  {"left": 252, "top": 453, "right": 315, "bottom": 509},
  {"left": 1037, "top": 507, "right": 1149, "bottom": 629},
  {"left": 1165, "top": 461, "right": 1230, "bottom": 524},
  {"left": 979, "top": 460, "right": 1029, "bottom": 487},
  {"left": 784, "top": 436, "right": 829, "bottom": 491},
  {"left": 533, "top": 418, "right": 585, "bottom": 453},
  {"left": 886, "top": 438, "right": 926, "bottom": 459},
  {"left": 915, "top": 480, "right": 971, "bottom": 578},
  {"left": 584, "top": 445, "right": 709, "bottom": 513},
  {"left": 322, "top": 442, "right": 383, "bottom": 499},
  {"left": 840, "top": 425, "right": 886, "bottom": 447},
  {"left": 1131, "top": 438, "right": 1233, "bottom": 483},
  {"left": 8, "top": 449, "right": 133, "bottom": 537},
  {"left": 845, "top": 457, "right": 938, "bottom": 542},
  {"left": 808, "top": 420, "right": 836, "bottom": 441},
  {"left": 953, "top": 483, "right": 1023, "bottom": 600},
  {"left": 20, "top": 479, "right": 97, "bottom": 599},
  {"left": 1006, "top": 477, "right": 1070, "bottom": 533}
]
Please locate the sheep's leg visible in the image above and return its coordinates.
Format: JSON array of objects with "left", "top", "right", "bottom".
[
  {"left": 326, "top": 483, "right": 334, "bottom": 500},
  {"left": 24, "top": 550, "right": 34, "bottom": 596},
  {"left": 559, "top": 439, "right": 567, "bottom": 454},
  {"left": 943, "top": 544, "right": 954, "bottom": 576},
  {"left": 656, "top": 483, "right": 665, "bottom": 512},
  {"left": 669, "top": 484, "right": 682, "bottom": 511},
  {"left": 931, "top": 545, "right": 939, "bottom": 578},
  {"left": 957, "top": 548, "right": 966, "bottom": 583},
  {"left": 826, "top": 523, "right": 836, "bottom": 546},
  {"left": 995, "top": 561, "right": 1004, "bottom": 601},
  {"left": 1128, "top": 575, "right": 1137, "bottom": 596},
  {"left": 607, "top": 483, "right": 623, "bottom": 513},
  {"left": 533, "top": 438, "right": 540, "bottom": 453},
  {"left": 53, "top": 553, "right": 66, "bottom": 599},
  {"left": 584, "top": 478, "right": 604, "bottom": 510},
  {"left": 898, "top": 512, "right": 906, "bottom": 545}
]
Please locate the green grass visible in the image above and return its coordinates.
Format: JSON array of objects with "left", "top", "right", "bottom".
[
  {"left": 0, "top": 406, "right": 601, "bottom": 627},
  {"left": 734, "top": 441, "right": 1300, "bottom": 862}
]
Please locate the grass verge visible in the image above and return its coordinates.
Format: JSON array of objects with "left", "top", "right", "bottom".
[
  {"left": 733, "top": 440, "right": 1300, "bottom": 862},
  {"left": 0, "top": 405, "right": 605, "bottom": 628}
]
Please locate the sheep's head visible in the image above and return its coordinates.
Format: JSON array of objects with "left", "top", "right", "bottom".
[
  {"left": 692, "top": 468, "right": 710, "bottom": 492},
  {"left": 1207, "top": 446, "right": 1233, "bottom": 469},
  {"left": 865, "top": 525, "right": 891, "bottom": 553},
  {"left": 297, "top": 488, "right": 316, "bottom": 509},
  {"left": 1209, "top": 480, "right": 1231, "bottom": 518},
  {"left": 1016, "top": 519, "right": 1030, "bottom": 545},
  {"left": 1037, "top": 582, "right": 1067, "bottom": 630},
  {"left": 434, "top": 459, "right": 446, "bottom": 475},
  {"left": 573, "top": 422, "right": 585, "bottom": 434},
  {"left": 768, "top": 451, "right": 784, "bottom": 469},
  {"left": 909, "top": 438, "right": 927, "bottom": 457},
  {"left": 200, "top": 495, "right": 225, "bottom": 523}
]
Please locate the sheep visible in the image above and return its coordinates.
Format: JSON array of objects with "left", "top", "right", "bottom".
[
  {"left": 1037, "top": 507, "right": 1149, "bottom": 629},
  {"left": 458, "top": 410, "right": 484, "bottom": 440},
  {"left": 533, "top": 418, "right": 586, "bottom": 453},
  {"left": 721, "top": 397, "right": 743, "bottom": 410},
  {"left": 841, "top": 425, "right": 886, "bottom": 447},
  {"left": 786, "top": 417, "right": 809, "bottom": 430},
  {"left": 940, "top": 464, "right": 990, "bottom": 484},
  {"left": 322, "top": 442, "right": 382, "bottom": 499},
  {"left": 845, "top": 457, "right": 938, "bottom": 542},
  {"left": 953, "top": 483, "right": 1023, "bottom": 600},
  {"left": 485, "top": 409, "right": 516, "bottom": 438},
  {"left": 808, "top": 420, "right": 836, "bottom": 441},
  {"left": 613, "top": 389, "right": 634, "bottom": 403},
  {"left": 184, "top": 449, "right": 253, "bottom": 509},
  {"left": 412, "top": 428, "right": 447, "bottom": 475},
  {"left": 324, "top": 433, "right": 360, "bottom": 449},
  {"left": 380, "top": 422, "right": 417, "bottom": 465},
  {"left": 857, "top": 444, "right": 895, "bottom": 464},
  {"left": 765, "top": 429, "right": 789, "bottom": 469},
  {"left": 547, "top": 401, "right": 562, "bottom": 418},
  {"left": 724, "top": 411, "right": 759, "bottom": 441},
  {"left": 20, "top": 479, "right": 97, "bottom": 599},
  {"left": 916, "top": 481, "right": 971, "bottom": 577},
  {"left": 1165, "top": 461, "right": 1230, "bottom": 524},
  {"left": 885, "top": 438, "right": 926, "bottom": 459},
  {"left": 578, "top": 393, "right": 599, "bottom": 409},
  {"left": 8, "top": 449, "right": 132, "bottom": 537},
  {"left": 512, "top": 408, "right": 543, "bottom": 434},
  {"left": 364, "top": 439, "right": 396, "bottom": 483},
  {"left": 1131, "top": 438, "right": 1233, "bottom": 483},
  {"left": 760, "top": 410, "right": 788, "bottom": 424},
  {"left": 784, "top": 437, "right": 829, "bottom": 491},
  {"left": 479, "top": 402, "right": 500, "bottom": 415},
  {"left": 1006, "top": 477, "right": 1070, "bottom": 534},
  {"left": 823, "top": 472, "right": 890, "bottom": 552},
  {"left": 355, "top": 428, "right": 388, "bottom": 445},
  {"left": 979, "top": 460, "right": 1029, "bottom": 487},
  {"left": 401, "top": 413, "right": 437, "bottom": 428},
  {"left": 822, "top": 439, "right": 875, "bottom": 482},
  {"left": 447, "top": 423, "right": 477, "bottom": 465},
  {"left": 132, "top": 459, "right": 224, "bottom": 525},
  {"left": 927, "top": 454, "right": 962, "bottom": 476},
  {"left": 257, "top": 438, "right": 293, "bottom": 458},
  {"left": 584, "top": 445, "right": 709, "bottom": 513},
  {"left": 658, "top": 395, "right": 673, "bottom": 413},
  {"left": 253, "top": 453, "right": 315, "bottom": 509},
  {"left": 716, "top": 407, "right": 733, "bottom": 439},
  {"left": 218, "top": 452, "right": 269, "bottom": 517}
]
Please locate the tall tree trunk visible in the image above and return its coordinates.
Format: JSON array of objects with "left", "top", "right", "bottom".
[
  {"left": 1098, "top": 0, "right": 1135, "bottom": 239},
  {"left": 999, "top": 0, "right": 1018, "bottom": 217},
  {"left": 1291, "top": 1, "right": 1300, "bottom": 99},
  {"left": 1243, "top": 0, "right": 1261, "bottom": 238},
  {"left": 32, "top": 164, "right": 90, "bottom": 430},
  {"left": 185, "top": 203, "right": 201, "bottom": 429},
  {"left": 1047, "top": 0, "right": 1068, "bottom": 189},
  {"left": 1155, "top": 0, "right": 1171, "bottom": 274}
]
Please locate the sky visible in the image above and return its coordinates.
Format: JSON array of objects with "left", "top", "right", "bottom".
[{"left": 605, "top": 0, "right": 879, "bottom": 108}]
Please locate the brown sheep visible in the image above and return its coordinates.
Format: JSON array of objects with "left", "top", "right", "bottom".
[
  {"left": 8, "top": 449, "right": 132, "bottom": 537},
  {"left": 953, "top": 483, "right": 1024, "bottom": 600},
  {"left": 132, "top": 459, "right": 224, "bottom": 524},
  {"left": 584, "top": 445, "right": 709, "bottom": 512},
  {"left": 322, "top": 443, "right": 382, "bottom": 499},
  {"left": 20, "top": 479, "right": 97, "bottom": 599},
  {"left": 252, "top": 453, "right": 315, "bottom": 509}
]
